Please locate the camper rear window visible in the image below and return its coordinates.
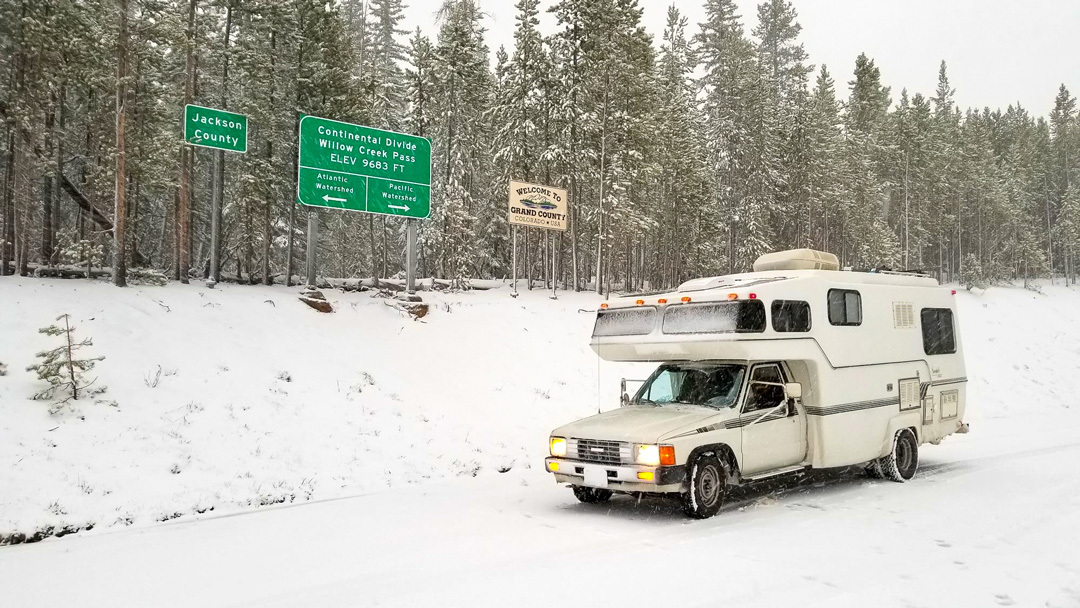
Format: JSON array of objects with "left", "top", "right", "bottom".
[
  {"left": 592, "top": 307, "right": 657, "bottom": 337},
  {"left": 771, "top": 300, "right": 812, "bottom": 332},
  {"left": 662, "top": 301, "right": 766, "bottom": 334},
  {"left": 921, "top": 308, "right": 956, "bottom": 355}
]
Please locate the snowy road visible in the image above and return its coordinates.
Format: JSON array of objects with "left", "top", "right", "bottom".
[{"left": 4, "top": 415, "right": 1080, "bottom": 607}]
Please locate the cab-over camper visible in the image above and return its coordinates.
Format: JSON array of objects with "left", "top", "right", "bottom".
[{"left": 545, "top": 249, "right": 968, "bottom": 518}]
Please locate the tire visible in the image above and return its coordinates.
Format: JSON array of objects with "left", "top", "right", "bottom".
[
  {"left": 879, "top": 428, "right": 919, "bottom": 482},
  {"left": 572, "top": 485, "right": 613, "bottom": 504},
  {"left": 681, "top": 454, "right": 727, "bottom": 519}
]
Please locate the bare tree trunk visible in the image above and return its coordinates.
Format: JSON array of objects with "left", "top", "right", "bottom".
[
  {"left": 178, "top": 0, "right": 197, "bottom": 284},
  {"left": 113, "top": 0, "right": 132, "bottom": 287},
  {"left": 595, "top": 87, "right": 608, "bottom": 295},
  {"left": 42, "top": 97, "right": 56, "bottom": 264},
  {"left": 2, "top": 123, "right": 14, "bottom": 276}
]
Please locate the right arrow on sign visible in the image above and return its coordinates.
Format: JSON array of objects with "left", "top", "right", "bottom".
[{"left": 388, "top": 203, "right": 410, "bottom": 212}]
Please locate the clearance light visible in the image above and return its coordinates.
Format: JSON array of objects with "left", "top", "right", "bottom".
[
  {"left": 635, "top": 299, "right": 645, "bottom": 306},
  {"left": 659, "top": 445, "right": 676, "bottom": 466},
  {"left": 681, "top": 296, "right": 692, "bottom": 303},
  {"left": 658, "top": 298, "right": 668, "bottom": 304},
  {"left": 637, "top": 471, "right": 654, "bottom": 481},
  {"left": 549, "top": 437, "right": 567, "bottom": 457},
  {"left": 548, "top": 462, "right": 560, "bottom": 472},
  {"left": 951, "top": 290, "right": 957, "bottom": 295},
  {"left": 600, "top": 303, "right": 609, "bottom": 309},
  {"left": 728, "top": 293, "right": 738, "bottom": 300},
  {"left": 748, "top": 293, "right": 758, "bottom": 299}
]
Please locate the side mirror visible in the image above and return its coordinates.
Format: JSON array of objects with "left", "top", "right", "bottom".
[
  {"left": 620, "top": 392, "right": 630, "bottom": 407},
  {"left": 784, "top": 382, "right": 802, "bottom": 400}
]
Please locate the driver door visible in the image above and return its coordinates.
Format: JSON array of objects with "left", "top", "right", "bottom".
[{"left": 739, "top": 363, "right": 807, "bottom": 475}]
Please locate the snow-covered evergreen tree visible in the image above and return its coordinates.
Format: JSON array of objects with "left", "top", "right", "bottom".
[{"left": 26, "top": 314, "right": 106, "bottom": 410}]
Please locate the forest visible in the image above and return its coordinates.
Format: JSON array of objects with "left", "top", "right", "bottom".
[{"left": 1, "top": 0, "right": 1078, "bottom": 292}]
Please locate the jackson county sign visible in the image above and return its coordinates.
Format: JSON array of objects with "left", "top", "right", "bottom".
[
  {"left": 508, "top": 181, "right": 568, "bottom": 231},
  {"left": 184, "top": 104, "right": 247, "bottom": 153},
  {"left": 297, "top": 116, "right": 431, "bottom": 219}
]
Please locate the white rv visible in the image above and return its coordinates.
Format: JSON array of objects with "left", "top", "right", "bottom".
[{"left": 545, "top": 249, "right": 968, "bottom": 518}]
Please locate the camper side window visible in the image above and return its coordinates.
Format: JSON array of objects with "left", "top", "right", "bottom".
[
  {"left": 771, "top": 300, "right": 811, "bottom": 332},
  {"left": 921, "top": 308, "right": 956, "bottom": 355},
  {"left": 744, "top": 364, "right": 787, "bottom": 413},
  {"left": 827, "top": 289, "right": 862, "bottom": 326}
]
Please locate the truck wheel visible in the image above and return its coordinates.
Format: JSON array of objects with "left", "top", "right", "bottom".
[
  {"left": 879, "top": 428, "right": 919, "bottom": 482},
  {"left": 572, "top": 485, "right": 613, "bottom": 504},
  {"left": 681, "top": 454, "right": 726, "bottom": 519}
]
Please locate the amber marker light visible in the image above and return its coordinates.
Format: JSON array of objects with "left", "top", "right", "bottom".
[
  {"left": 600, "top": 303, "right": 609, "bottom": 309},
  {"left": 637, "top": 471, "right": 654, "bottom": 481},
  {"left": 635, "top": 299, "right": 645, "bottom": 306},
  {"left": 681, "top": 296, "right": 692, "bottom": 303},
  {"left": 659, "top": 445, "right": 676, "bottom": 466},
  {"left": 728, "top": 293, "right": 738, "bottom": 300},
  {"left": 548, "top": 462, "right": 560, "bottom": 472},
  {"left": 657, "top": 298, "right": 668, "bottom": 304}
]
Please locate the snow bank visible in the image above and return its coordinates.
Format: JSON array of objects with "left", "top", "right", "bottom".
[
  {"left": 0, "top": 278, "right": 607, "bottom": 539},
  {"left": 2, "top": 277, "right": 1079, "bottom": 543}
]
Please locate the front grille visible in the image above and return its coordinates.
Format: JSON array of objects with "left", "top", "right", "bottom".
[{"left": 570, "top": 438, "right": 630, "bottom": 465}]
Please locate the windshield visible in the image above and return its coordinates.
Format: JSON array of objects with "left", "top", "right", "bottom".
[{"left": 632, "top": 363, "right": 746, "bottom": 408}]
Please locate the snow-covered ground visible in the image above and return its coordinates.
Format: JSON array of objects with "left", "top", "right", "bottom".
[
  {"left": 2, "top": 277, "right": 1080, "bottom": 607},
  {"left": 0, "top": 277, "right": 609, "bottom": 538}
]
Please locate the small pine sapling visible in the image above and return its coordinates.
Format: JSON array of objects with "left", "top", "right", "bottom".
[
  {"left": 58, "top": 228, "right": 105, "bottom": 279},
  {"left": 26, "top": 314, "right": 106, "bottom": 410},
  {"left": 0, "top": 361, "right": 8, "bottom": 376}
]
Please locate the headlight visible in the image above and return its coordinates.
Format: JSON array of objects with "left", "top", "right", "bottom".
[
  {"left": 550, "top": 437, "right": 567, "bottom": 457},
  {"left": 636, "top": 444, "right": 660, "bottom": 466}
]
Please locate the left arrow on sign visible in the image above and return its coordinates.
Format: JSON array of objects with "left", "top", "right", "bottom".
[{"left": 323, "top": 194, "right": 346, "bottom": 204}]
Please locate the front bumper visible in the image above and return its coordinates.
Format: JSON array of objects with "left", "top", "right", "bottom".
[{"left": 545, "top": 457, "right": 687, "bottom": 493}]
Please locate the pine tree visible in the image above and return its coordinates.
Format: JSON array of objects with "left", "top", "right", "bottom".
[
  {"left": 841, "top": 53, "right": 898, "bottom": 268},
  {"left": 26, "top": 313, "right": 106, "bottom": 410},
  {"left": 697, "top": 0, "right": 778, "bottom": 272}
]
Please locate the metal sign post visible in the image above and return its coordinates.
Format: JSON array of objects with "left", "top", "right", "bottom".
[
  {"left": 406, "top": 219, "right": 417, "bottom": 293},
  {"left": 511, "top": 226, "right": 519, "bottom": 297}
]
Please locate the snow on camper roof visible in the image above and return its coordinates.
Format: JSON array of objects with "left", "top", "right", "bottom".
[{"left": 676, "top": 276, "right": 788, "bottom": 293}]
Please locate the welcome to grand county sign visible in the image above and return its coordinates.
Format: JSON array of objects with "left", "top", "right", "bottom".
[{"left": 507, "top": 181, "right": 568, "bottom": 231}]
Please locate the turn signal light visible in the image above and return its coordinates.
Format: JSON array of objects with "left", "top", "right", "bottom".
[
  {"left": 659, "top": 445, "right": 676, "bottom": 466},
  {"left": 548, "top": 462, "right": 560, "bottom": 472},
  {"left": 637, "top": 471, "right": 654, "bottom": 481}
]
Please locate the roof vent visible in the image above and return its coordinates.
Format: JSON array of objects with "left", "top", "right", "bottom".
[{"left": 753, "top": 249, "right": 840, "bottom": 272}]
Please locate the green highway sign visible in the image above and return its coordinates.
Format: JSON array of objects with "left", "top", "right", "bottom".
[
  {"left": 184, "top": 104, "right": 247, "bottom": 153},
  {"left": 297, "top": 116, "right": 431, "bottom": 219}
]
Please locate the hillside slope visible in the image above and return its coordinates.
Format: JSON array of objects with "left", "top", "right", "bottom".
[
  {"left": 2, "top": 277, "right": 1079, "bottom": 542},
  {"left": 0, "top": 278, "right": 607, "bottom": 539}
]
